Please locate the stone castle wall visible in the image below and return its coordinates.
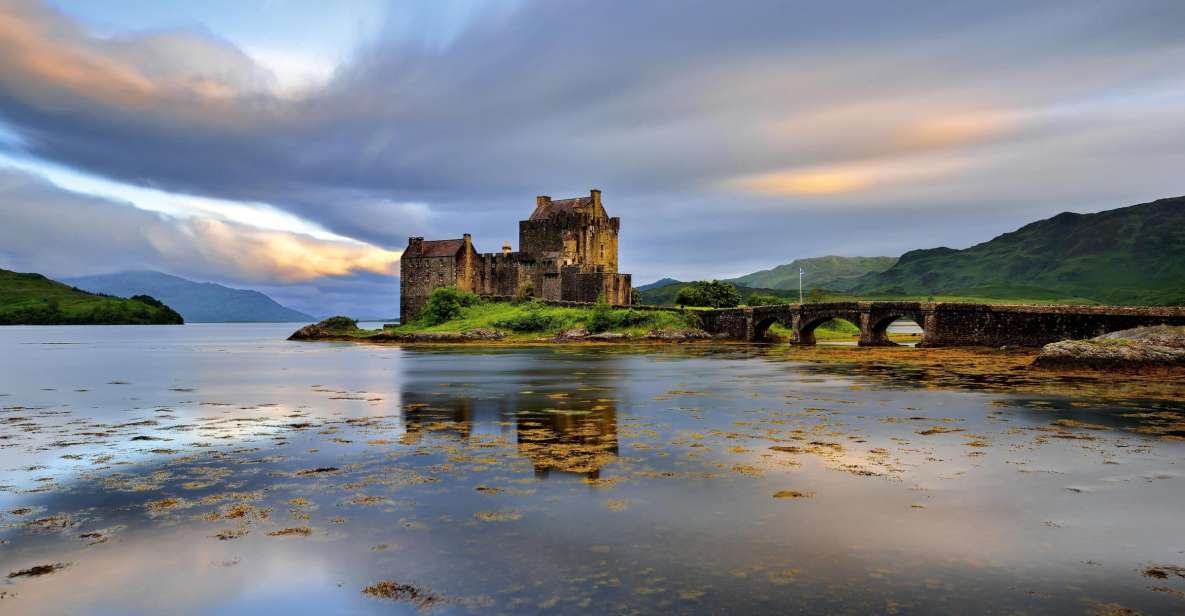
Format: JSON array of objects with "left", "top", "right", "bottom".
[
  {"left": 519, "top": 213, "right": 620, "bottom": 272},
  {"left": 561, "top": 270, "right": 632, "bottom": 304},
  {"left": 399, "top": 254, "right": 461, "bottom": 323}
]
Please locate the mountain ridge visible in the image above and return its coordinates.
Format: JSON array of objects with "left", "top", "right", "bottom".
[
  {"left": 64, "top": 271, "right": 314, "bottom": 323},
  {"left": 725, "top": 255, "right": 897, "bottom": 291},
  {"left": 850, "top": 196, "right": 1185, "bottom": 304}
]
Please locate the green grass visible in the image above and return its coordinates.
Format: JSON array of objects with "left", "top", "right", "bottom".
[
  {"left": 0, "top": 269, "right": 183, "bottom": 325},
  {"left": 384, "top": 299, "right": 698, "bottom": 339}
]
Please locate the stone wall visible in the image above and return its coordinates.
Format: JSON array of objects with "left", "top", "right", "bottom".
[
  {"left": 471, "top": 252, "right": 535, "bottom": 298},
  {"left": 480, "top": 296, "right": 680, "bottom": 312},
  {"left": 560, "top": 270, "right": 632, "bottom": 304},
  {"left": 919, "top": 303, "right": 1185, "bottom": 347},
  {"left": 519, "top": 211, "right": 620, "bottom": 271},
  {"left": 399, "top": 255, "right": 460, "bottom": 323}
]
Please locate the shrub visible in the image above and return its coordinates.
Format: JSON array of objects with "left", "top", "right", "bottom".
[
  {"left": 674, "top": 280, "right": 742, "bottom": 308},
  {"left": 493, "top": 309, "right": 561, "bottom": 332},
  {"left": 321, "top": 316, "right": 358, "bottom": 331},
  {"left": 588, "top": 300, "right": 614, "bottom": 333},
  {"left": 588, "top": 297, "right": 652, "bottom": 333},
  {"left": 421, "top": 287, "right": 478, "bottom": 325}
]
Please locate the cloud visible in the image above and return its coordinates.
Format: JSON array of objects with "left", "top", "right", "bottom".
[
  {"left": 0, "top": 0, "right": 1184, "bottom": 282},
  {"left": 0, "top": 165, "right": 399, "bottom": 289}
]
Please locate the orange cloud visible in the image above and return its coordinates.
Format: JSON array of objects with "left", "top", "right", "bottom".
[
  {"left": 735, "top": 168, "right": 871, "bottom": 196},
  {"left": 0, "top": 1, "right": 281, "bottom": 119},
  {"left": 896, "top": 112, "right": 1018, "bottom": 149},
  {"left": 728, "top": 156, "right": 970, "bottom": 198},
  {"left": 175, "top": 219, "right": 401, "bottom": 283}
]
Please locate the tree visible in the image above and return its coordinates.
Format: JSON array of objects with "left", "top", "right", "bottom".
[
  {"left": 674, "top": 280, "right": 742, "bottom": 308},
  {"left": 807, "top": 288, "right": 826, "bottom": 303}
]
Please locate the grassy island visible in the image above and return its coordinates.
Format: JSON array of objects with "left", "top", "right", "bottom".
[
  {"left": 290, "top": 287, "right": 872, "bottom": 343},
  {"left": 291, "top": 290, "right": 704, "bottom": 343},
  {"left": 0, "top": 269, "right": 183, "bottom": 325}
]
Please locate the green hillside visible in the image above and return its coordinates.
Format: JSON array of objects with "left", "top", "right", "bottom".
[
  {"left": 726, "top": 256, "right": 897, "bottom": 291},
  {"left": 0, "top": 269, "right": 184, "bottom": 325},
  {"left": 851, "top": 196, "right": 1185, "bottom": 305}
]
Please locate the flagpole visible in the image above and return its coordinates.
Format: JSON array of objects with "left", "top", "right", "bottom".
[{"left": 799, "top": 268, "right": 804, "bottom": 304}]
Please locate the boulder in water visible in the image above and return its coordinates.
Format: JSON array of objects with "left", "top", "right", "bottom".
[{"left": 1033, "top": 326, "right": 1185, "bottom": 372}]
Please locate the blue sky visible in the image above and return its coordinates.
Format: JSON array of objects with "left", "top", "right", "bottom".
[{"left": 1, "top": 0, "right": 1183, "bottom": 317}]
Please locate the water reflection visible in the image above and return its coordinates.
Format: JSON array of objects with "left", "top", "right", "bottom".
[
  {"left": 516, "top": 408, "right": 618, "bottom": 479},
  {"left": 1, "top": 326, "right": 1185, "bottom": 615},
  {"left": 397, "top": 356, "right": 622, "bottom": 479}
]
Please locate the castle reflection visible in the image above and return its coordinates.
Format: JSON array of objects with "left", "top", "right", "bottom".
[
  {"left": 397, "top": 362, "right": 621, "bottom": 479},
  {"left": 516, "top": 408, "right": 618, "bottom": 479}
]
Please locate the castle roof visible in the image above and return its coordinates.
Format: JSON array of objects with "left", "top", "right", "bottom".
[
  {"left": 417, "top": 238, "right": 466, "bottom": 257},
  {"left": 529, "top": 196, "right": 595, "bottom": 221}
]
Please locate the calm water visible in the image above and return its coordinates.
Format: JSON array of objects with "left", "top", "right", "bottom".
[{"left": 1, "top": 324, "right": 1184, "bottom": 614}]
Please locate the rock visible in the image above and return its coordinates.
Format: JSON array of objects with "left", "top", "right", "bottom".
[
  {"left": 389, "top": 330, "right": 506, "bottom": 342},
  {"left": 287, "top": 316, "right": 359, "bottom": 340},
  {"left": 463, "top": 328, "right": 504, "bottom": 340},
  {"left": 644, "top": 328, "right": 712, "bottom": 341},
  {"left": 557, "top": 328, "right": 589, "bottom": 340},
  {"left": 1033, "top": 326, "right": 1185, "bottom": 372},
  {"left": 587, "top": 332, "right": 628, "bottom": 341}
]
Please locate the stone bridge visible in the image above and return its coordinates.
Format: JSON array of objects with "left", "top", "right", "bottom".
[{"left": 697, "top": 302, "right": 1185, "bottom": 347}]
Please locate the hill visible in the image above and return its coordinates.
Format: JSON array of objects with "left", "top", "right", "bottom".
[
  {"left": 850, "top": 196, "right": 1185, "bottom": 305},
  {"left": 0, "top": 269, "right": 183, "bottom": 325},
  {"left": 636, "top": 277, "right": 681, "bottom": 292},
  {"left": 64, "top": 271, "right": 314, "bottom": 323},
  {"left": 725, "top": 256, "right": 897, "bottom": 291}
]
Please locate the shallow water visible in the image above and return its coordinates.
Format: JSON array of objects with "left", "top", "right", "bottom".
[{"left": 1, "top": 324, "right": 1184, "bottom": 614}]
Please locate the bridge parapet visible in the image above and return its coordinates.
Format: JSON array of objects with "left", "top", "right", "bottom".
[{"left": 699, "top": 302, "right": 1185, "bottom": 347}]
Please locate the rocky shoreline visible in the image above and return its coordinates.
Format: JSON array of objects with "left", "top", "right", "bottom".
[
  {"left": 287, "top": 319, "right": 718, "bottom": 344},
  {"left": 1033, "top": 326, "right": 1185, "bottom": 372}
]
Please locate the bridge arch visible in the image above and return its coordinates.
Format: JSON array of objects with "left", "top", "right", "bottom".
[
  {"left": 864, "top": 309, "right": 927, "bottom": 346},
  {"left": 794, "top": 309, "right": 864, "bottom": 346},
  {"left": 800, "top": 316, "right": 862, "bottom": 345},
  {"left": 752, "top": 316, "right": 778, "bottom": 341}
]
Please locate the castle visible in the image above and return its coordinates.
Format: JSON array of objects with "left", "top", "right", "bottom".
[{"left": 400, "top": 189, "right": 632, "bottom": 322}]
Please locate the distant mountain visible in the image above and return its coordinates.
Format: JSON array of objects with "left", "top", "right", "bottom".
[
  {"left": 726, "top": 256, "right": 897, "bottom": 291},
  {"left": 64, "top": 271, "right": 314, "bottom": 322},
  {"left": 850, "top": 196, "right": 1185, "bottom": 305},
  {"left": 0, "top": 269, "right": 182, "bottom": 325},
  {"left": 636, "top": 278, "right": 681, "bottom": 292}
]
